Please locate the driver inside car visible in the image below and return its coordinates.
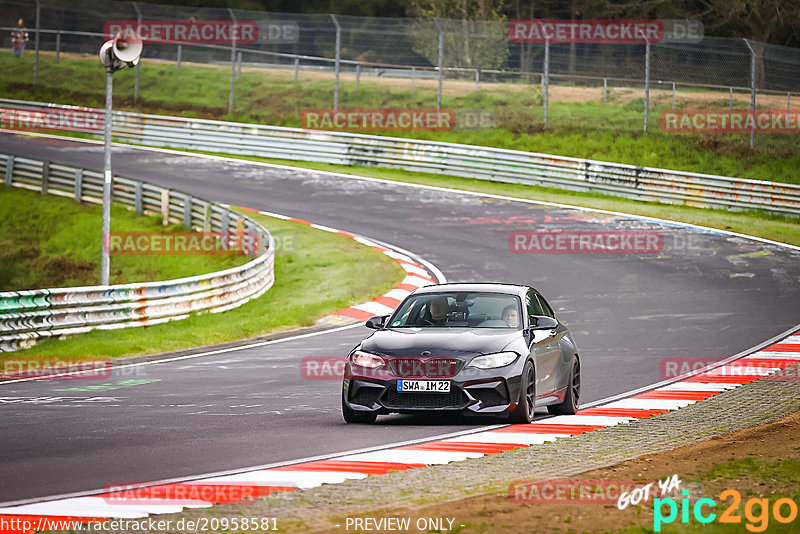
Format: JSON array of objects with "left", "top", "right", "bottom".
[
  {"left": 421, "top": 296, "right": 450, "bottom": 326},
  {"left": 502, "top": 304, "right": 520, "bottom": 327}
]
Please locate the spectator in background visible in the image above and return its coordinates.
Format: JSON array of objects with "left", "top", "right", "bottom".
[{"left": 11, "top": 18, "right": 29, "bottom": 57}]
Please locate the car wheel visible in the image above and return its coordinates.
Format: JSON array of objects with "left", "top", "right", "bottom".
[
  {"left": 548, "top": 356, "right": 580, "bottom": 415},
  {"left": 509, "top": 360, "right": 535, "bottom": 424},
  {"left": 342, "top": 397, "right": 378, "bottom": 424}
]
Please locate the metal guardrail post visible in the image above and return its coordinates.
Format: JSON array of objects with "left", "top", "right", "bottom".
[
  {"left": 41, "top": 161, "right": 49, "bottom": 195},
  {"left": 475, "top": 69, "right": 479, "bottom": 93},
  {"left": 4, "top": 155, "right": 14, "bottom": 186},
  {"left": 161, "top": 189, "right": 169, "bottom": 225},
  {"left": 743, "top": 39, "right": 757, "bottom": 149},
  {"left": 433, "top": 18, "right": 443, "bottom": 112},
  {"left": 183, "top": 195, "right": 193, "bottom": 229},
  {"left": 411, "top": 66, "right": 416, "bottom": 94},
  {"left": 33, "top": 0, "right": 41, "bottom": 86},
  {"left": 228, "top": 8, "right": 237, "bottom": 115},
  {"left": 729, "top": 87, "right": 733, "bottom": 111},
  {"left": 671, "top": 82, "right": 676, "bottom": 110},
  {"left": 788, "top": 93, "right": 791, "bottom": 114},
  {"left": 543, "top": 39, "right": 550, "bottom": 128},
  {"left": 132, "top": 2, "right": 142, "bottom": 103},
  {"left": 220, "top": 210, "right": 230, "bottom": 249},
  {"left": 294, "top": 57, "right": 299, "bottom": 82},
  {"left": 644, "top": 40, "right": 651, "bottom": 133},
  {"left": 356, "top": 64, "right": 360, "bottom": 92},
  {"left": 237, "top": 52, "right": 243, "bottom": 79},
  {"left": 176, "top": 45, "right": 182, "bottom": 72},
  {"left": 74, "top": 168, "right": 83, "bottom": 201},
  {"left": 56, "top": 31, "right": 61, "bottom": 62},
  {"left": 134, "top": 181, "right": 143, "bottom": 215},
  {"left": 203, "top": 204, "right": 212, "bottom": 232},
  {"left": 603, "top": 78, "right": 607, "bottom": 104},
  {"left": 331, "top": 14, "right": 341, "bottom": 112}
]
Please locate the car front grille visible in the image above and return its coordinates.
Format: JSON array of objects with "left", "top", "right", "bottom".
[{"left": 382, "top": 388, "right": 469, "bottom": 409}]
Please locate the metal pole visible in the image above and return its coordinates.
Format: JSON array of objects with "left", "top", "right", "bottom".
[
  {"left": 228, "top": 8, "right": 237, "bottom": 114},
  {"left": 729, "top": 87, "right": 733, "bottom": 111},
  {"left": 603, "top": 77, "right": 607, "bottom": 104},
  {"left": 176, "top": 44, "right": 181, "bottom": 72},
  {"left": 644, "top": 41, "right": 650, "bottom": 132},
  {"left": 56, "top": 31, "right": 60, "bottom": 62},
  {"left": 434, "top": 18, "right": 443, "bottom": 112},
  {"left": 237, "top": 51, "right": 242, "bottom": 79},
  {"left": 788, "top": 93, "right": 791, "bottom": 114},
  {"left": 356, "top": 63, "right": 360, "bottom": 92},
  {"left": 744, "top": 39, "right": 756, "bottom": 149},
  {"left": 543, "top": 39, "right": 549, "bottom": 128},
  {"left": 294, "top": 57, "right": 299, "bottom": 82},
  {"left": 33, "top": 0, "right": 40, "bottom": 86},
  {"left": 331, "top": 14, "right": 341, "bottom": 111},
  {"left": 671, "top": 82, "right": 676, "bottom": 110},
  {"left": 101, "top": 66, "right": 113, "bottom": 286},
  {"left": 475, "top": 69, "right": 479, "bottom": 93},
  {"left": 411, "top": 66, "right": 416, "bottom": 94},
  {"left": 132, "top": 2, "right": 142, "bottom": 103}
]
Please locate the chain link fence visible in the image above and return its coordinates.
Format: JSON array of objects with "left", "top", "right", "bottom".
[{"left": 1, "top": 0, "right": 799, "bottom": 145}]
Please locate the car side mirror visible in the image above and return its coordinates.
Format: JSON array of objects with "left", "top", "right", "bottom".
[
  {"left": 365, "top": 315, "right": 388, "bottom": 329},
  {"left": 529, "top": 315, "right": 558, "bottom": 330}
]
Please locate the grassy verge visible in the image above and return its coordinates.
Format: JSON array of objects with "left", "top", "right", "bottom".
[
  {"left": 194, "top": 152, "right": 800, "bottom": 248},
  {"left": 0, "top": 186, "right": 249, "bottom": 290},
  {"left": 2, "top": 50, "right": 798, "bottom": 184},
  {"left": 3, "top": 208, "right": 405, "bottom": 361}
]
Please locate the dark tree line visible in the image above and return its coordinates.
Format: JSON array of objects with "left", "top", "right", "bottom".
[{"left": 149, "top": 0, "right": 799, "bottom": 46}]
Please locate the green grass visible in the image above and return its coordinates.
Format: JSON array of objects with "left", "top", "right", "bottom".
[
  {"left": 0, "top": 186, "right": 249, "bottom": 290},
  {"left": 189, "top": 152, "right": 800, "bottom": 248},
  {"left": 4, "top": 208, "right": 405, "bottom": 360},
  {"left": 2, "top": 50, "right": 798, "bottom": 184}
]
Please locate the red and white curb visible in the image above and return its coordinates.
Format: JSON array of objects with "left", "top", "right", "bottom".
[
  {"left": 1, "top": 332, "right": 797, "bottom": 532},
  {"left": 240, "top": 208, "right": 442, "bottom": 323}
]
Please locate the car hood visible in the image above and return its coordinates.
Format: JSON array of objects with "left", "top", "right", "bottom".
[{"left": 362, "top": 328, "right": 522, "bottom": 359}]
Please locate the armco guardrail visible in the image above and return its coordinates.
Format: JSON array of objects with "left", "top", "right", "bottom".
[
  {"left": 2, "top": 98, "right": 799, "bottom": 216},
  {"left": 0, "top": 153, "right": 275, "bottom": 353}
]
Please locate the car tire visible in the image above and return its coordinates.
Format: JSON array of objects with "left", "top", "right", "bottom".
[
  {"left": 509, "top": 360, "right": 535, "bottom": 424},
  {"left": 548, "top": 356, "right": 580, "bottom": 415},
  {"left": 342, "top": 397, "right": 378, "bottom": 424}
]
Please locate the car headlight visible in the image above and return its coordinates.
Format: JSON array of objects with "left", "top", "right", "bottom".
[
  {"left": 468, "top": 352, "right": 519, "bottom": 369},
  {"left": 349, "top": 350, "right": 386, "bottom": 369}
]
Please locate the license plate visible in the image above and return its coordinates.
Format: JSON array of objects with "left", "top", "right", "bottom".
[{"left": 397, "top": 380, "right": 450, "bottom": 393}]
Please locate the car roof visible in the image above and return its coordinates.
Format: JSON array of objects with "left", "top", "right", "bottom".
[{"left": 411, "top": 283, "right": 529, "bottom": 297}]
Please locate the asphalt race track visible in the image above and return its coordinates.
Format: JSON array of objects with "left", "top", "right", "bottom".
[{"left": 1, "top": 133, "right": 799, "bottom": 504}]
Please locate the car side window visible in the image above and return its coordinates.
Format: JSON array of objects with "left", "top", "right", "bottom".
[
  {"left": 536, "top": 293, "right": 555, "bottom": 318},
  {"left": 526, "top": 290, "right": 544, "bottom": 320}
]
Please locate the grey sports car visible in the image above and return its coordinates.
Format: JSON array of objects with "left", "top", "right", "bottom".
[{"left": 341, "top": 283, "right": 581, "bottom": 424}]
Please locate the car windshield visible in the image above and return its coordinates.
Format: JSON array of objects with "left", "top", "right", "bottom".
[{"left": 388, "top": 292, "right": 522, "bottom": 329}]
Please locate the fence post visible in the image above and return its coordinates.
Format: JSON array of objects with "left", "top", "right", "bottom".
[
  {"left": 203, "top": 204, "right": 211, "bottom": 232},
  {"left": 74, "top": 168, "right": 83, "bottom": 201},
  {"left": 643, "top": 41, "right": 650, "bottom": 132},
  {"left": 220, "top": 210, "right": 229, "bottom": 249},
  {"left": 355, "top": 64, "right": 361, "bottom": 92},
  {"left": 183, "top": 195, "right": 192, "bottom": 229},
  {"left": 542, "top": 39, "right": 550, "bottom": 128},
  {"left": 743, "top": 39, "right": 756, "bottom": 149},
  {"left": 671, "top": 82, "right": 676, "bottom": 110},
  {"left": 56, "top": 31, "right": 61, "bottom": 62},
  {"left": 729, "top": 87, "right": 733, "bottom": 111},
  {"left": 134, "top": 181, "right": 143, "bottom": 215},
  {"left": 161, "top": 189, "right": 170, "bottom": 226},
  {"left": 788, "top": 92, "right": 791, "bottom": 114},
  {"left": 411, "top": 66, "right": 416, "bottom": 94},
  {"left": 294, "top": 57, "right": 299, "bottom": 82},
  {"left": 33, "top": 0, "right": 40, "bottom": 86},
  {"left": 176, "top": 44, "right": 181, "bottom": 72},
  {"left": 41, "top": 161, "right": 49, "bottom": 195},
  {"left": 331, "top": 14, "right": 341, "bottom": 111},
  {"left": 228, "top": 8, "right": 237, "bottom": 114},
  {"left": 5, "top": 155, "right": 15, "bottom": 186},
  {"left": 237, "top": 51, "right": 242, "bottom": 79},
  {"left": 132, "top": 2, "right": 142, "bottom": 103},
  {"left": 475, "top": 69, "right": 479, "bottom": 93},
  {"left": 433, "top": 18, "right": 443, "bottom": 112},
  {"left": 603, "top": 78, "right": 607, "bottom": 104}
]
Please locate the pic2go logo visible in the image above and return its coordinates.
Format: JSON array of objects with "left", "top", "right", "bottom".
[{"left": 654, "top": 489, "right": 798, "bottom": 532}]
